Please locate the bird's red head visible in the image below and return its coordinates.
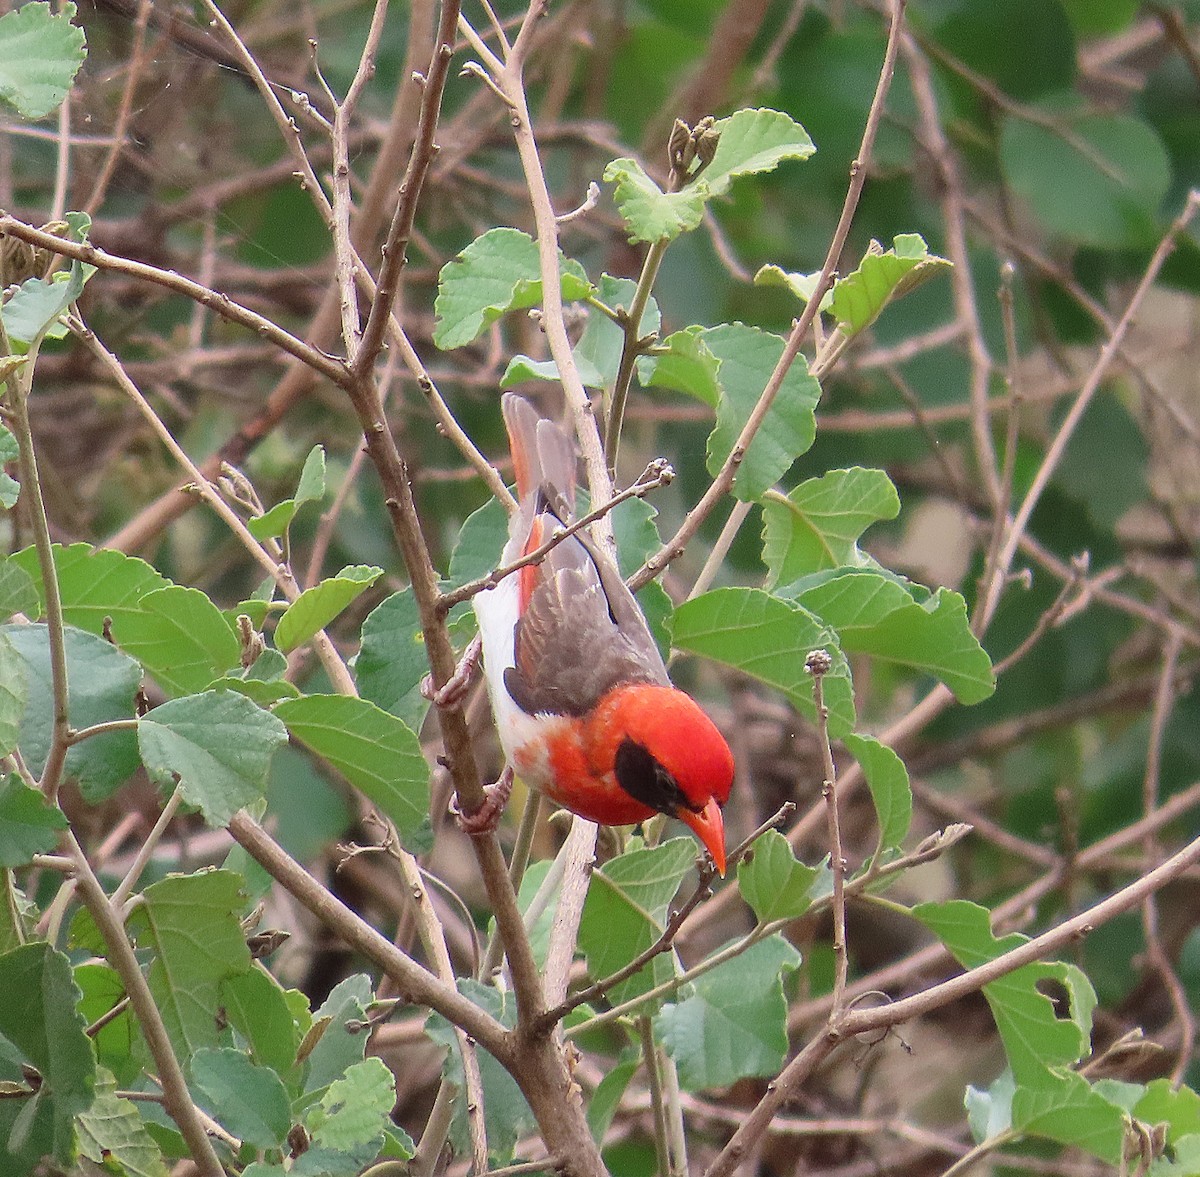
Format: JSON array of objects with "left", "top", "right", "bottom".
[{"left": 588, "top": 684, "right": 734, "bottom": 874}]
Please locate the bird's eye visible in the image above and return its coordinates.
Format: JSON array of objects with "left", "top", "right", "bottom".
[{"left": 614, "top": 738, "right": 687, "bottom": 816}]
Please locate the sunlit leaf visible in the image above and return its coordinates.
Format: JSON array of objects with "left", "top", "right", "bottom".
[
  {"left": 434, "top": 227, "right": 593, "bottom": 349},
  {"left": 671, "top": 588, "right": 855, "bottom": 737},
  {"left": 78, "top": 1068, "right": 169, "bottom": 1177},
  {"left": 737, "top": 830, "right": 820, "bottom": 924},
  {"left": 702, "top": 323, "right": 822, "bottom": 501},
  {"left": 830, "top": 234, "right": 951, "bottom": 336},
  {"left": 792, "top": 573, "right": 995, "bottom": 704},
  {"left": 761, "top": 467, "right": 900, "bottom": 584},
  {"left": 703, "top": 107, "right": 815, "bottom": 195},
  {"left": 603, "top": 158, "right": 708, "bottom": 244},
  {"left": 274, "top": 564, "right": 382, "bottom": 653}
]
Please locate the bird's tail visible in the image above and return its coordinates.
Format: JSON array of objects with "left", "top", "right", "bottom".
[{"left": 501, "top": 392, "right": 576, "bottom": 507}]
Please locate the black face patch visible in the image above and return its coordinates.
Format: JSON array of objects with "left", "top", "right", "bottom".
[{"left": 614, "top": 738, "right": 691, "bottom": 817}]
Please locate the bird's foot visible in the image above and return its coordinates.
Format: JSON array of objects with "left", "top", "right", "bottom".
[
  {"left": 452, "top": 765, "right": 514, "bottom": 836},
  {"left": 421, "top": 635, "right": 483, "bottom": 709}
]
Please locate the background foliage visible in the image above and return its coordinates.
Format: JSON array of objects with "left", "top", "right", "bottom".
[{"left": 3, "top": 0, "right": 1200, "bottom": 1175}]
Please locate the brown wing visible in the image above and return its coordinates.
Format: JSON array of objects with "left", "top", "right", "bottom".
[{"left": 504, "top": 518, "right": 669, "bottom": 718}]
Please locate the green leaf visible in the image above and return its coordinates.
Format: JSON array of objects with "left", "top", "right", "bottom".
[
  {"left": 78, "top": 1068, "right": 169, "bottom": 1177},
  {"left": 209, "top": 673, "right": 300, "bottom": 707},
  {"left": 246, "top": 445, "right": 327, "bottom": 541},
  {"left": 503, "top": 274, "right": 660, "bottom": 390},
  {"left": 10, "top": 542, "right": 169, "bottom": 635},
  {"left": 671, "top": 588, "right": 855, "bottom": 738},
  {"left": 936, "top": 0, "right": 1075, "bottom": 101},
  {"left": 603, "top": 157, "right": 708, "bottom": 244},
  {"left": 275, "top": 694, "right": 431, "bottom": 852},
  {"left": 658, "top": 933, "right": 801, "bottom": 1090},
  {"left": 842, "top": 734, "right": 912, "bottom": 854},
  {"left": 702, "top": 323, "right": 822, "bottom": 501},
  {"left": 426, "top": 980, "right": 533, "bottom": 1167},
  {"left": 245, "top": 501, "right": 293, "bottom": 543},
  {"left": 4, "top": 623, "right": 142, "bottom": 802},
  {"left": 966, "top": 1070, "right": 1015, "bottom": 1143},
  {"left": 1011, "top": 1072, "right": 1126, "bottom": 1163},
  {"left": 1061, "top": 0, "right": 1138, "bottom": 35},
  {"left": 0, "top": 942, "right": 94, "bottom": 1168},
  {"left": 637, "top": 326, "right": 722, "bottom": 407},
  {"left": 306, "top": 1056, "right": 395, "bottom": 1155},
  {"left": 447, "top": 494, "right": 509, "bottom": 589},
  {"left": 293, "top": 443, "right": 327, "bottom": 506},
  {"left": 433, "top": 227, "right": 593, "bottom": 349},
  {"left": 220, "top": 967, "right": 304, "bottom": 1078},
  {"left": 127, "top": 870, "right": 253, "bottom": 1056},
  {"left": 761, "top": 468, "right": 900, "bottom": 585},
  {"left": 0, "top": 554, "right": 38, "bottom": 619},
  {"left": 920, "top": 906, "right": 1126, "bottom": 1163},
  {"left": 702, "top": 107, "right": 815, "bottom": 196},
  {"left": 0, "top": 777, "right": 67, "bottom": 866},
  {"left": 355, "top": 589, "right": 431, "bottom": 732},
  {"left": 1, "top": 211, "right": 94, "bottom": 346},
  {"left": 189, "top": 1047, "right": 291, "bottom": 1150},
  {"left": 792, "top": 573, "right": 995, "bottom": 704},
  {"left": 914, "top": 900, "right": 1097, "bottom": 1084},
  {"left": 274, "top": 564, "right": 382, "bottom": 653},
  {"left": 1000, "top": 110, "right": 1171, "bottom": 248},
  {"left": 829, "top": 234, "right": 951, "bottom": 337},
  {"left": 737, "top": 829, "right": 820, "bottom": 924},
  {"left": 138, "top": 690, "right": 288, "bottom": 826},
  {"left": 302, "top": 974, "right": 374, "bottom": 1097},
  {"left": 1134, "top": 1079, "right": 1200, "bottom": 1142},
  {"left": 0, "top": 424, "right": 19, "bottom": 508},
  {"left": 587, "top": 1049, "right": 639, "bottom": 1143},
  {"left": 75, "top": 964, "right": 137, "bottom": 1087},
  {"left": 0, "top": 2, "right": 86, "bottom": 119},
  {"left": 114, "top": 585, "right": 242, "bottom": 698},
  {"left": 603, "top": 110, "right": 811, "bottom": 245},
  {"left": 752, "top": 264, "right": 833, "bottom": 311},
  {"left": 0, "top": 630, "right": 25, "bottom": 756},
  {"left": 578, "top": 838, "right": 697, "bottom": 1007}
]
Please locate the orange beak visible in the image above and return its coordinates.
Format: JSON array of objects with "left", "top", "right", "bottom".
[{"left": 679, "top": 797, "right": 726, "bottom": 876}]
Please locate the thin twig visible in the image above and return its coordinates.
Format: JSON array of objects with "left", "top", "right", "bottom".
[
  {"left": 84, "top": 0, "right": 154, "bottom": 214},
  {"left": 1138, "top": 633, "right": 1194, "bottom": 1084},
  {"left": 808, "top": 650, "right": 848, "bottom": 1017},
  {"left": 393, "top": 845, "right": 490, "bottom": 1172},
  {"left": 0, "top": 217, "right": 351, "bottom": 389},
  {"left": 438, "top": 459, "right": 674, "bottom": 612},
  {"left": 353, "top": 2, "right": 461, "bottom": 376},
  {"left": 631, "top": 0, "right": 908, "bottom": 592},
  {"left": 66, "top": 832, "right": 226, "bottom": 1177},
  {"left": 69, "top": 316, "right": 358, "bottom": 697},
  {"left": 471, "top": 7, "right": 616, "bottom": 541},
  {"left": 977, "top": 189, "right": 1200, "bottom": 631},
  {"left": 112, "top": 787, "right": 185, "bottom": 910},
  {"left": 639, "top": 1014, "right": 672, "bottom": 1177}
]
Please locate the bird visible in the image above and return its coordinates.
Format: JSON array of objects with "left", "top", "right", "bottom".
[{"left": 471, "top": 393, "right": 735, "bottom": 873}]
